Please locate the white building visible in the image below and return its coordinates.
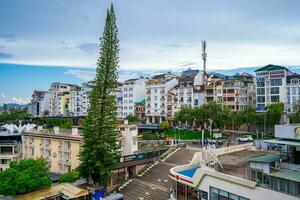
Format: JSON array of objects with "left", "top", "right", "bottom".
[
  {"left": 145, "top": 73, "right": 178, "bottom": 124},
  {"left": 169, "top": 144, "right": 299, "bottom": 200},
  {"left": 69, "top": 83, "right": 92, "bottom": 116},
  {"left": 49, "top": 82, "right": 81, "bottom": 116},
  {"left": 177, "top": 69, "right": 204, "bottom": 109},
  {"left": 27, "top": 90, "right": 51, "bottom": 117},
  {"left": 121, "top": 78, "right": 147, "bottom": 118},
  {"left": 118, "top": 120, "right": 138, "bottom": 156},
  {"left": 286, "top": 74, "right": 300, "bottom": 113},
  {"left": 255, "top": 64, "right": 291, "bottom": 111}
]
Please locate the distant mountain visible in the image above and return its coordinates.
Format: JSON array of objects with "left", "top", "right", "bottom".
[
  {"left": 0, "top": 103, "right": 27, "bottom": 110},
  {"left": 210, "top": 66, "right": 300, "bottom": 76}
]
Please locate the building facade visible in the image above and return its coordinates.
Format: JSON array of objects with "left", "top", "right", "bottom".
[
  {"left": 27, "top": 90, "right": 48, "bottom": 117},
  {"left": 286, "top": 74, "right": 300, "bottom": 113},
  {"left": 145, "top": 73, "right": 178, "bottom": 124},
  {"left": 255, "top": 64, "right": 291, "bottom": 110},
  {"left": 121, "top": 78, "right": 147, "bottom": 118}
]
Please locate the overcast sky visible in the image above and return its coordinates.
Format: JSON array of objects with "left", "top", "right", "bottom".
[{"left": 1, "top": 0, "right": 300, "bottom": 104}]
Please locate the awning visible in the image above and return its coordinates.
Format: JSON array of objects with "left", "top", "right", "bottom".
[{"left": 263, "top": 139, "right": 300, "bottom": 147}]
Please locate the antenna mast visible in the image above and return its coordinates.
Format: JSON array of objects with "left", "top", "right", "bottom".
[{"left": 202, "top": 40, "right": 207, "bottom": 104}]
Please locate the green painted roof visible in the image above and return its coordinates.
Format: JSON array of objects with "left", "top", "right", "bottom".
[
  {"left": 269, "top": 170, "right": 300, "bottom": 183},
  {"left": 248, "top": 154, "right": 279, "bottom": 163},
  {"left": 134, "top": 99, "right": 145, "bottom": 105},
  {"left": 263, "top": 139, "right": 300, "bottom": 146},
  {"left": 255, "top": 64, "right": 288, "bottom": 72}
]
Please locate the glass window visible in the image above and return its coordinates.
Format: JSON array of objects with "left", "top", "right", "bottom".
[
  {"left": 271, "top": 96, "right": 280, "bottom": 102},
  {"left": 270, "top": 79, "right": 282, "bottom": 86},
  {"left": 257, "top": 88, "right": 265, "bottom": 95},
  {"left": 257, "top": 82, "right": 265, "bottom": 87},
  {"left": 270, "top": 87, "right": 279, "bottom": 94},
  {"left": 257, "top": 96, "right": 265, "bottom": 103},
  {"left": 293, "top": 87, "right": 297, "bottom": 95}
]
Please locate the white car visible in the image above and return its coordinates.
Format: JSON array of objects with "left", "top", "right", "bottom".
[{"left": 236, "top": 135, "right": 253, "bottom": 142}]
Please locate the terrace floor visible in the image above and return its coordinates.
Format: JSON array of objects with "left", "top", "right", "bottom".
[{"left": 218, "top": 150, "right": 273, "bottom": 178}]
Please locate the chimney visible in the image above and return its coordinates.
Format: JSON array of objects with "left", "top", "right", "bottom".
[
  {"left": 72, "top": 128, "right": 78, "bottom": 136},
  {"left": 124, "top": 120, "right": 128, "bottom": 125},
  {"left": 53, "top": 126, "right": 60, "bottom": 134}
]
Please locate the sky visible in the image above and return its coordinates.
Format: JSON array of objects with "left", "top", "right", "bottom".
[{"left": 1, "top": 0, "right": 300, "bottom": 104}]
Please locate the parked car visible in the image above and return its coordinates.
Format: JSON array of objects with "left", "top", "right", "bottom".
[{"left": 236, "top": 135, "right": 253, "bottom": 142}]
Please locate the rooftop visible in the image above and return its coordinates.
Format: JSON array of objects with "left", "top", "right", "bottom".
[
  {"left": 247, "top": 154, "right": 280, "bottom": 163},
  {"left": 264, "top": 139, "right": 300, "bottom": 147},
  {"left": 255, "top": 64, "right": 288, "bottom": 72},
  {"left": 218, "top": 150, "right": 273, "bottom": 178},
  {"left": 269, "top": 170, "right": 300, "bottom": 183}
]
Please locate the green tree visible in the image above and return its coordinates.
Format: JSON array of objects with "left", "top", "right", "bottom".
[
  {"left": 0, "top": 110, "right": 31, "bottom": 123},
  {"left": 125, "top": 114, "right": 139, "bottom": 123},
  {"left": 59, "top": 171, "right": 79, "bottom": 183},
  {"left": 78, "top": 4, "right": 120, "bottom": 188},
  {"left": 266, "top": 103, "right": 284, "bottom": 128},
  {"left": 0, "top": 159, "right": 51, "bottom": 196},
  {"left": 159, "top": 120, "right": 170, "bottom": 130}
]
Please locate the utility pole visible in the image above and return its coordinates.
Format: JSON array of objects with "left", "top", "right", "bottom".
[{"left": 202, "top": 40, "right": 207, "bottom": 104}]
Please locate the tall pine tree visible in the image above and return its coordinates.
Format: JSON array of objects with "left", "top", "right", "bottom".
[{"left": 78, "top": 4, "right": 120, "bottom": 187}]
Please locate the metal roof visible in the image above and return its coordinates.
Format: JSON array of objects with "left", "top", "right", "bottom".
[
  {"left": 247, "top": 154, "right": 279, "bottom": 163},
  {"left": 269, "top": 170, "right": 300, "bottom": 183},
  {"left": 263, "top": 139, "right": 300, "bottom": 147},
  {"left": 255, "top": 64, "right": 288, "bottom": 72}
]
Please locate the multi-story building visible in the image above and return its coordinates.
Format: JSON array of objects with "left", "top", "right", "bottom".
[
  {"left": 286, "top": 74, "right": 300, "bottom": 113},
  {"left": 222, "top": 73, "right": 256, "bottom": 111},
  {"left": 22, "top": 127, "right": 82, "bottom": 173},
  {"left": 49, "top": 82, "right": 81, "bottom": 116},
  {"left": 118, "top": 121, "right": 138, "bottom": 156},
  {"left": 177, "top": 69, "right": 204, "bottom": 109},
  {"left": 0, "top": 130, "right": 22, "bottom": 171},
  {"left": 205, "top": 73, "right": 225, "bottom": 103},
  {"left": 22, "top": 123, "right": 139, "bottom": 174},
  {"left": 121, "top": 78, "right": 147, "bottom": 118},
  {"left": 116, "top": 82, "right": 124, "bottom": 119},
  {"left": 69, "top": 82, "right": 92, "bottom": 116},
  {"left": 145, "top": 73, "right": 178, "bottom": 124},
  {"left": 134, "top": 99, "right": 146, "bottom": 122},
  {"left": 166, "top": 88, "right": 178, "bottom": 121},
  {"left": 255, "top": 64, "right": 292, "bottom": 110},
  {"left": 27, "top": 90, "right": 48, "bottom": 117}
]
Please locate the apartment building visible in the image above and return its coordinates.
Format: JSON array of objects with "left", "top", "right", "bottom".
[
  {"left": 177, "top": 69, "right": 204, "bottom": 109},
  {"left": 118, "top": 121, "right": 138, "bottom": 156},
  {"left": 121, "top": 78, "right": 147, "bottom": 118},
  {"left": 116, "top": 82, "right": 123, "bottom": 118},
  {"left": 222, "top": 73, "right": 256, "bottom": 111},
  {"left": 255, "top": 64, "right": 292, "bottom": 110},
  {"left": 49, "top": 82, "right": 81, "bottom": 116},
  {"left": 22, "top": 123, "right": 139, "bottom": 174},
  {"left": 0, "top": 131, "right": 22, "bottom": 171},
  {"left": 22, "top": 127, "right": 81, "bottom": 174},
  {"left": 166, "top": 88, "right": 178, "bottom": 121},
  {"left": 69, "top": 83, "right": 92, "bottom": 116},
  {"left": 134, "top": 99, "right": 146, "bottom": 122},
  {"left": 145, "top": 73, "right": 178, "bottom": 124},
  {"left": 286, "top": 74, "right": 300, "bottom": 113},
  {"left": 27, "top": 90, "right": 50, "bottom": 117},
  {"left": 205, "top": 73, "right": 224, "bottom": 103}
]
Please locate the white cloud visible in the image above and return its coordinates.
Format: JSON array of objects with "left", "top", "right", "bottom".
[
  {"left": 11, "top": 97, "right": 30, "bottom": 104},
  {"left": 64, "top": 69, "right": 95, "bottom": 81}
]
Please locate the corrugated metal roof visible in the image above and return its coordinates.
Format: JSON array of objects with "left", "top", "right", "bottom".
[
  {"left": 269, "top": 170, "right": 300, "bottom": 183},
  {"left": 247, "top": 154, "right": 279, "bottom": 163}
]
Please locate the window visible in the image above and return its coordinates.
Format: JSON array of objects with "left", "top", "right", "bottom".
[
  {"left": 293, "top": 87, "right": 297, "bottom": 95},
  {"left": 257, "top": 81, "right": 265, "bottom": 87},
  {"left": 257, "top": 88, "right": 265, "bottom": 95},
  {"left": 271, "top": 96, "right": 279, "bottom": 102},
  {"left": 257, "top": 96, "right": 265, "bottom": 103},
  {"left": 270, "top": 87, "right": 279, "bottom": 94},
  {"left": 129, "top": 88, "right": 133, "bottom": 91},
  {"left": 210, "top": 187, "right": 249, "bottom": 200},
  {"left": 287, "top": 88, "right": 290, "bottom": 95},
  {"left": 270, "top": 79, "right": 282, "bottom": 86}
]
